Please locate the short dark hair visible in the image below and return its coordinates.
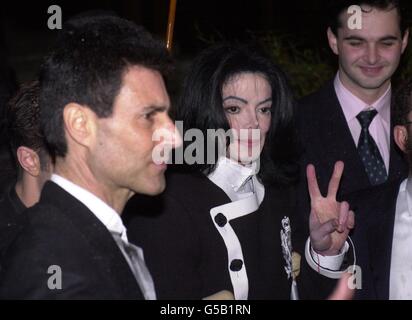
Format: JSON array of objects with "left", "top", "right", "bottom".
[
  {"left": 393, "top": 79, "right": 412, "bottom": 125},
  {"left": 6, "top": 80, "right": 48, "bottom": 174},
  {"left": 327, "top": 0, "right": 408, "bottom": 37},
  {"left": 174, "top": 43, "right": 299, "bottom": 186},
  {"left": 40, "top": 14, "right": 173, "bottom": 159}
]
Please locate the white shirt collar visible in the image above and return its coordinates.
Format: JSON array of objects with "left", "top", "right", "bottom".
[
  {"left": 404, "top": 177, "right": 412, "bottom": 217},
  {"left": 334, "top": 72, "right": 391, "bottom": 125},
  {"left": 51, "top": 174, "right": 129, "bottom": 242},
  {"left": 208, "top": 157, "right": 258, "bottom": 193}
]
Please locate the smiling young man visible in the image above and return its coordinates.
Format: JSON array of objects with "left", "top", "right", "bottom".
[
  {"left": 296, "top": 1, "right": 412, "bottom": 296},
  {"left": 327, "top": 3, "right": 408, "bottom": 104},
  {"left": 0, "top": 15, "right": 181, "bottom": 299},
  {"left": 297, "top": 1, "right": 409, "bottom": 229},
  {"left": 310, "top": 78, "right": 412, "bottom": 299}
]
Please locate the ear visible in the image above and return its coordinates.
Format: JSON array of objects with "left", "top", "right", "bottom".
[
  {"left": 16, "top": 146, "right": 41, "bottom": 177},
  {"left": 327, "top": 27, "right": 339, "bottom": 55},
  {"left": 401, "top": 28, "right": 409, "bottom": 54},
  {"left": 394, "top": 125, "right": 408, "bottom": 152},
  {"left": 63, "top": 103, "right": 97, "bottom": 149}
]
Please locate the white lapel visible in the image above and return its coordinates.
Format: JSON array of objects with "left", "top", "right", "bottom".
[{"left": 209, "top": 193, "right": 259, "bottom": 300}]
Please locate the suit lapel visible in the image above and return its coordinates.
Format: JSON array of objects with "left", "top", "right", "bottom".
[
  {"left": 41, "top": 182, "right": 143, "bottom": 299},
  {"left": 315, "top": 82, "right": 370, "bottom": 195}
]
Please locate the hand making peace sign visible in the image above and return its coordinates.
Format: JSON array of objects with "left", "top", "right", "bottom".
[{"left": 307, "top": 161, "right": 355, "bottom": 256}]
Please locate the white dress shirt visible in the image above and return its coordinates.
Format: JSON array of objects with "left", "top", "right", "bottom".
[
  {"left": 334, "top": 72, "right": 391, "bottom": 172},
  {"left": 51, "top": 174, "right": 156, "bottom": 300},
  {"left": 305, "top": 238, "right": 350, "bottom": 279},
  {"left": 390, "top": 178, "right": 412, "bottom": 299}
]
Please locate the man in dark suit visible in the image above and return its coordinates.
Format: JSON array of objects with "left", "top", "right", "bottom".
[
  {"left": 0, "top": 80, "right": 52, "bottom": 263},
  {"left": 352, "top": 78, "right": 412, "bottom": 299},
  {"left": 307, "top": 78, "right": 412, "bottom": 299},
  {"left": 0, "top": 15, "right": 181, "bottom": 299},
  {"left": 297, "top": 0, "right": 409, "bottom": 232}
]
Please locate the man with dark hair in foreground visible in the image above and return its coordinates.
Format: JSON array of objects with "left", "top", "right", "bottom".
[{"left": 0, "top": 15, "right": 181, "bottom": 299}]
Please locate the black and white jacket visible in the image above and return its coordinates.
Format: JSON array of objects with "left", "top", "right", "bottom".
[{"left": 124, "top": 159, "right": 306, "bottom": 300}]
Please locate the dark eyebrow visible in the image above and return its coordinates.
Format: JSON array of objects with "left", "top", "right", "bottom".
[
  {"left": 142, "top": 106, "right": 168, "bottom": 112},
  {"left": 344, "top": 35, "right": 399, "bottom": 41},
  {"left": 379, "top": 36, "right": 399, "bottom": 41},
  {"left": 343, "top": 36, "right": 365, "bottom": 41},
  {"left": 257, "top": 98, "right": 272, "bottom": 106},
  {"left": 222, "top": 96, "right": 248, "bottom": 104}
]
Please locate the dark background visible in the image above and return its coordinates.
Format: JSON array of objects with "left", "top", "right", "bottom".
[
  {"left": 1, "top": 0, "right": 411, "bottom": 95},
  {"left": 0, "top": 0, "right": 410, "bottom": 189},
  {"left": 0, "top": 0, "right": 339, "bottom": 82}
]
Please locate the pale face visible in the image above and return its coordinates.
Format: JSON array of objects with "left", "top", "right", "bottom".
[
  {"left": 222, "top": 72, "right": 272, "bottom": 164},
  {"left": 328, "top": 7, "right": 408, "bottom": 101},
  {"left": 90, "top": 66, "right": 181, "bottom": 196}
]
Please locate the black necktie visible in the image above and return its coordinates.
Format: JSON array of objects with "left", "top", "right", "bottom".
[{"left": 356, "top": 109, "right": 388, "bottom": 185}]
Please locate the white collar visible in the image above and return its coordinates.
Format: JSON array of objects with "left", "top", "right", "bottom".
[
  {"left": 403, "top": 177, "right": 412, "bottom": 217},
  {"left": 51, "top": 174, "right": 129, "bottom": 242},
  {"left": 334, "top": 72, "right": 391, "bottom": 125},
  {"left": 208, "top": 157, "right": 258, "bottom": 192}
]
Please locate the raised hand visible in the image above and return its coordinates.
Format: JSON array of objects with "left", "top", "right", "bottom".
[{"left": 307, "top": 161, "right": 355, "bottom": 255}]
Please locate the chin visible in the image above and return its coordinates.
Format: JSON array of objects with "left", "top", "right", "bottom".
[
  {"left": 358, "top": 78, "right": 387, "bottom": 88},
  {"left": 142, "top": 178, "right": 166, "bottom": 196},
  {"left": 355, "top": 72, "right": 391, "bottom": 88}
]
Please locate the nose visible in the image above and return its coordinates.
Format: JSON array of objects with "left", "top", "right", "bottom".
[
  {"left": 162, "top": 116, "right": 182, "bottom": 149},
  {"left": 151, "top": 115, "right": 182, "bottom": 165},
  {"left": 245, "top": 109, "right": 259, "bottom": 129},
  {"left": 366, "top": 43, "right": 378, "bottom": 65}
]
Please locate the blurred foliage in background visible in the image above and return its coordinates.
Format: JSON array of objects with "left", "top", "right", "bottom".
[
  {"left": 195, "top": 29, "right": 412, "bottom": 99},
  {"left": 257, "top": 31, "right": 335, "bottom": 98},
  {"left": 258, "top": 31, "right": 412, "bottom": 99}
]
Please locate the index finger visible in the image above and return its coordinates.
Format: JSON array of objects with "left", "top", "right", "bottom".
[
  {"left": 327, "top": 161, "right": 344, "bottom": 199},
  {"left": 306, "top": 164, "right": 321, "bottom": 200}
]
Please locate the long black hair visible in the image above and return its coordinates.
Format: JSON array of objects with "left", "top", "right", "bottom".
[{"left": 174, "top": 43, "right": 300, "bottom": 186}]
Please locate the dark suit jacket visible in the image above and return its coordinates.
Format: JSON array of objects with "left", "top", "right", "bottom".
[
  {"left": 0, "top": 185, "right": 26, "bottom": 226},
  {"left": 124, "top": 171, "right": 331, "bottom": 300},
  {"left": 0, "top": 181, "right": 143, "bottom": 299},
  {"left": 0, "top": 185, "right": 26, "bottom": 263},
  {"left": 297, "top": 80, "right": 407, "bottom": 230},
  {"left": 345, "top": 178, "right": 403, "bottom": 300}
]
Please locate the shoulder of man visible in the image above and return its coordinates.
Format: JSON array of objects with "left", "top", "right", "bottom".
[
  {"left": 298, "top": 79, "right": 335, "bottom": 109},
  {"left": 0, "top": 202, "right": 108, "bottom": 299}
]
